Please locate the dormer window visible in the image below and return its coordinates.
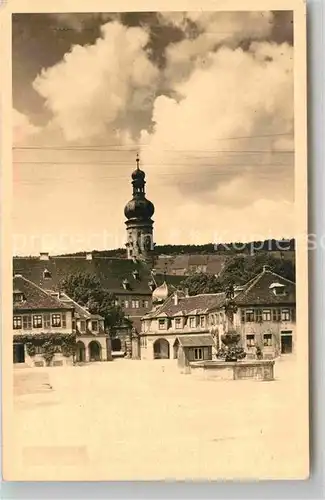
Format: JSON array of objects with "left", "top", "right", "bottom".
[
  {"left": 13, "top": 291, "right": 24, "bottom": 303},
  {"left": 132, "top": 270, "right": 140, "bottom": 280},
  {"left": 200, "top": 316, "right": 205, "bottom": 328},
  {"left": 122, "top": 279, "right": 130, "bottom": 290},
  {"left": 43, "top": 268, "right": 52, "bottom": 279},
  {"left": 269, "top": 282, "right": 286, "bottom": 296},
  {"left": 158, "top": 318, "right": 166, "bottom": 330},
  {"left": 175, "top": 317, "right": 182, "bottom": 329},
  {"left": 189, "top": 317, "right": 196, "bottom": 328},
  {"left": 91, "top": 320, "right": 98, "bottom": 332}
]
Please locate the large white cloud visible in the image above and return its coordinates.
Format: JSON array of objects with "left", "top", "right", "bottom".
[
  {"left": 140, "top": 41, "right": 294, "bottom": 209},
  {"left": 33, "top": 22, "right": 159, "bottom": 142}
]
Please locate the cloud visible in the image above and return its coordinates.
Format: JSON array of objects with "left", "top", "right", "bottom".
[
  {"left": 140, "top": 41, "right": 294, "bottom": 207},
  {"left": 33, "top": 22, "right": 159, "bottom": 142},
  {"left": 48, "top": 13, "right": 121, "bottom": 32},
  {"left": 13, "top": 109, "right": 41, "bottom": 145}
]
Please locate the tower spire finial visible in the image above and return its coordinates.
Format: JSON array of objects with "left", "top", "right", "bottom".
[{"left": 136, "top": 152, "right": 140, "bottom": 170}]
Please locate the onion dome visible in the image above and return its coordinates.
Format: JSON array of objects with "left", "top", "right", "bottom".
[
  {"left": 132, "top": 168, "right": 145, "bottom": 181},
  {"left": 152, "top": 281, "right": 169, "bottom": 304},
  {"left": 124, "top": 198, "right": 154, "bottom": 220}
]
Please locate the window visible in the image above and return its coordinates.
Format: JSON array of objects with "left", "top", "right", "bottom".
[
  {"left": 80, "top": 320, "right": 86, "bottom": 332},
  {"left": 262, "top": 310, "right": 271, "bottom": 321},
  {"left": 91, "top": 320, "right": 98, "bottom": 332},
  {"left": 194, "top": 348, "right": 203, "bottom": 360},
  {"left": 281, "top": 309, "right": 290, "bottom": 321},
  {"left": 200, "top": 316, "right": 205, "bottom": 327},
  {"left": 142, "top": 300, "right": 149, "bottom": 308},
  {"left": 62, "top": 313, "right": 67, "bottom": 328},
  {"left": 241, "top": 309, "right": 245, "bottom": 323},
  {"left": 22, "top": 315, "right": 32, "bottom": 330},
  {"left": 13, "top": 292, "right": 24, "bottom": 302},
  {"left": 175, "top": 318, "right": 182, "bottom": 329},
  {"left": 255, "top": 309, "right": 263, "bottom": 322},
  {"left": 72, "top": 319, "right": 76, "bottom": 330},
  {"left": 246, "top": 334, "right": 255, "bottom": 347},
  {"left": 33, "top": 315, "right": 43, "bottom": 328},
  {"left": 140, "top": 336, "right": 147, "bottom": 348},
  {"left": 51, "top": 314, "right": 61, "bottom": 327},
  {"left": 44, "top": 314, "right": 51, "bottom": 328},
  {"left": 263, "top": 334, "right": 273, "bottom": 346},
  {"left": 189, "top": 317, "right": 196, "bottom": 328},
  {"left": 272, "top": 309, "right": 281, "bottom": 322},
  {"left": 13, "top": 316, "right": 22, "bottom": 329},
  {"left": 43, "top": 269, "right": 52, "bottom": 279},
  {"left": 158, "top": 319, "right": 166, "bottom": 330},
  {"left": 245, "top": 309, "right": 255, "bottom": 322},
  {"left": 132, "top": 300, "right": 139, "bottom": 309},
  {"left": 34, "top": 345, "right": 43, "bottom": 354}
]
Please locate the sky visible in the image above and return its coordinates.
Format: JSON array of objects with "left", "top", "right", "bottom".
[{"left": 12, "top": 11, "right": 295, "bottom": 256}]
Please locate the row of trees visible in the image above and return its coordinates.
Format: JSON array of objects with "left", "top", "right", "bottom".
[
  {"left": 180, "top": 253, "right": 295, "bottom": 296},
  {"left": 56, "top": 239, "right": 295, "bottom": 259}
]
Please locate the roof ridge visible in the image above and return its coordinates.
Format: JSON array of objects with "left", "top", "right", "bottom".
[
  {"left": 239, "top": 270, "right": 265, "bottom": 297},
  {"left": 266, "top": 270, "right": 296, "bottom": 285},
  {"left": 14, "top": 275, "right": 64, "bottom": 305},
  {"left": 60, "top": 292, "right": 92, "bottom": 317}
]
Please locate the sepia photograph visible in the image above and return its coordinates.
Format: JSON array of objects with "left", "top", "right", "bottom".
[{"left": 2, "top": 0, "right": 308, "bottom": 482}]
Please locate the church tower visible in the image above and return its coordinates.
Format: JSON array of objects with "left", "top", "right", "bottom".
[{"left": 124, "top": 154, "right": 155, "bottom": 262}]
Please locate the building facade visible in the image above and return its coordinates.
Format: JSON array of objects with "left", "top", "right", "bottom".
[
  {"left": 13, "top": 275, "right": 75, "bottom": 367},
  {"left": 140, "top": 266, "right": 296, "bottom": 361},
  {"left": 58, "top": 292, "right": 111, "bottom": 363}
]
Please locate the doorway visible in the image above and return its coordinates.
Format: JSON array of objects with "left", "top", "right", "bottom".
[
  {"left": 281, "top": 332, "right": 293, "bottom": 354},
  {"left": 153, "top": 338, "right": 170, "bottom": 359},
  {"left": 88, "top": 341, "right": 102, "bottom": 362},
  {"left": 76, "top": 341, "right": 86, "bottom": 362},
  {"left": 13, "top": 343, "right": 25, "bottom": 363}
]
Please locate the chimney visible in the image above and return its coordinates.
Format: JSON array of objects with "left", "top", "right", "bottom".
[
  {"left": 40, "top": 252, "right": 49, "bottom": 261},
  {"left": 185, "top": 288, "right": 189, "bottom": 298},
  {"left": 86, "top": 252, "right": 92, "bottom": 261},
  {"left": 173, "top": 292, "right": 178, "bottom": 306}
]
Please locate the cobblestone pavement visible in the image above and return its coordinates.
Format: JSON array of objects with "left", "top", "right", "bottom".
[{"left": 8, "top": 355, "right": 308, "bottom": 481}]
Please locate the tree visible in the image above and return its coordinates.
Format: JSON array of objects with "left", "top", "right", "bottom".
[
  {"left": 180, "top": 272, "right": 222, "bottom": 296},
  {"left": 60, "top": 272, "right": 127, "bottom": 333},
  {"left": 219, "top": 252, "right": 295, "bottom": 286}
]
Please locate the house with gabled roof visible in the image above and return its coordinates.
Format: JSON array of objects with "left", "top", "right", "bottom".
[
  {"left": 140, "top": 265, "right": 296, "bottom": 361},
  {"left": 231, "top": 265, "right": 296, "bottom": 358},
  {"left": 13, "top": 274, "right": 75, "bottom": 367}
]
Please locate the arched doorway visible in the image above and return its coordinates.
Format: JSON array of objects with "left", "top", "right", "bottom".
[
  {"left": 76, "top": 341, "right": 86, "bottom": 363},
  {"left": 153, "top": 338, "right": 170, "bottom": 359},
  {"left": 89, "top": 341, "right": 102, "bottom": 362}
]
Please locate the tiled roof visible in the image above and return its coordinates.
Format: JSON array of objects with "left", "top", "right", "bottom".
[
  {"left": 13, "top": 256, "right": 183, "bottom": 296},
  {"left": 145, "top": 292, "right": 226, "bottom": 318},
  {"left": 154, "top": 254, "right": 227, "bottom": 275},
  {"left": 177, "top": 334, "right": 215, "bottom": 347},
  {"left": 58, "top": 292, "right": 104, "bottom": 321},
  {"left": 234, "top": 268, "right": 295, "bottom": 306},
  {"left": 13, "top": 275, "right": 73, "bottom": 311}
]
